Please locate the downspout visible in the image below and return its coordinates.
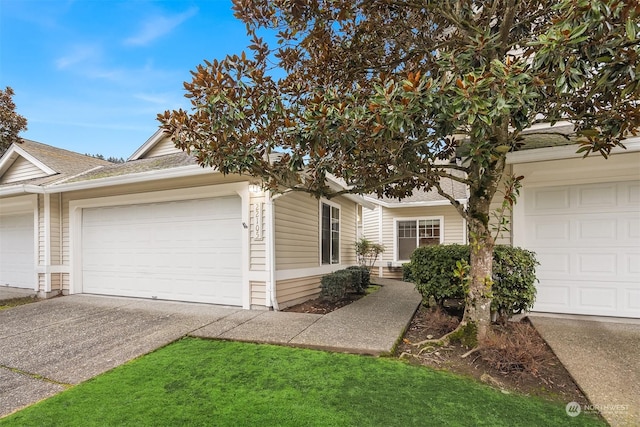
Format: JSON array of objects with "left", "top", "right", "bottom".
[
  {"left": 265, "top": 190, "right": 284, "bottom": 311},
  {"left": 377, "top": 205, "right": 383, "bottom": 278}
]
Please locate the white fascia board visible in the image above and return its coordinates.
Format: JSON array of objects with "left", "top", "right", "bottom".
[
  {"left": 363, "top": 196, "right": 467, "bottom": 209},
  {"left": 0, "top": 144, "right": 57, "bottom": 177},
  {"left": 127, "top": 128, "right": 167, "bottom": 161},
  {"left": 507, "top": 137, "right": 640, "bottom": 164},
  {"left": 45, "top": 164, "right": 217, "bottom": 193}
]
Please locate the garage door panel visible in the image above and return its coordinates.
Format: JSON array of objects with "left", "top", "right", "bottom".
[
  {"left": 526, "top": 181, "right": 640, "bottom": 318},
  {"left": 0, "top": 213, "right": 35, "bottom": 289},
  {"left": 82, "top": 196, "right": 242, "bottom": 305}
]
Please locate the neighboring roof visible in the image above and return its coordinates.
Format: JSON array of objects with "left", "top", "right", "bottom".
[
  {"left": 518, "top": 122, "right": 575, "bottom": 150},
  {"left": 65, "top": 152, "right": 198, "bottom": 183},
  {"left": 0, "top": 139, "right": 111, "bottom": 187},
  {"left": 365, "top": 175, "right": 468, "bottom": 208}
]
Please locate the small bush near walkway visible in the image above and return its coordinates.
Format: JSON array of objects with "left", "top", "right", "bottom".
[
  {"left": 404, "top": 244, "right": 538, "bottom": 322},
  {"left": 321, "top": 266, "right": 370, "bottom": 301}
]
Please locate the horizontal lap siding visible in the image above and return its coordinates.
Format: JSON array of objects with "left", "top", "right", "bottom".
[
  {"left": 0, "top": 157, "right": 47, "bottom": 184},
  {"left": 276, "top": 275, "right": 322, "bottom": 308},
  {"left": 362, "top": 206, "right": 380, "bottom": 243},
  {"left": 143, "top": 138, "right": 181, "bottom": 158},
  {"left": 274, "top": 192, "right": 319, "bottom": 270},
  {"left": 250, "top": 281, "right": 267, "bottom": 306},
  {"left": 338, "top": 197, "right": 357, "bottom": 266}
]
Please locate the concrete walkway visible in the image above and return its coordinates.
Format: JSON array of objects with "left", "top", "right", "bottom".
[
  {"left": 0, "top": 278, "right": 420, "bottom": 418},
  {"left": 192, "top": 277, "right": 422, "bottom": 355},
  {"left": 530, "top": 314, "right": 640, "bottom": 427}
]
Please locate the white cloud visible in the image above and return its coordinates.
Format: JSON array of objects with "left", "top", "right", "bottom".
[
  {"left": 55, "top": 44, "right": 101, "bottom": 69},
  {"left": 124, "top": 7, "right": 198, "bottom": 47}
]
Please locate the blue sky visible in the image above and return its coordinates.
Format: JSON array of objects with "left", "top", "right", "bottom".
[{"left": 1, "top": 0, "right": 258, "bottom": 159}]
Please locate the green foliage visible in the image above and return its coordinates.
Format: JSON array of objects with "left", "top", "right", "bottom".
[
  {"left": 320, "top": 270, "right": 352, "bottom": 301},
  {"left": 355, "top": 238, "right": 385, "bottom": 270},
  {"left": 409, "top": 245, "right": 469, "bottom": 304},
  {"left": 492, "top": 246, "right": 539, "bottom": 323},
  {"left": 0, "top": 86, "right": 27, "bottom": 154},
  {"left": 402, "top": 263, "right": 413, "bottom": 282},
  {"left": 407, "top": 245, "right": 538, "bottom": 321},
  {"left": 346, "top": 265, "right": 370, "bottom": 294}
]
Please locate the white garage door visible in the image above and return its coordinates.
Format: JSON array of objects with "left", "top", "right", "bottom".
[
  {"left": 0, "top": 213, "right": 35, "bottom": 289},
  {"left": 524, "top": 181, "right": 640, "bottom": 318},
  {"left": 81, "top": 196, "right": 242, "bottom": 305}
]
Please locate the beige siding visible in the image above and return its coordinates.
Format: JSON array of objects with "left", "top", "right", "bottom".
[
  {"left": 143, "top": 137, "right": 181, "bottom": 158},
  {"left": 250, "top": 281, "right": 267, "bottom": 306},
  {"left": 377, "top": 204, "right": 465, "bottom": 267},
  {"left": 338, "top": 197, "right": 358, "bottom": 266},
  {"left": 362, "top": 206, "right": 380, "bottom": 243},
  {"left": 489, "top": 164, "right": 514, "bottom": 246},
  {"left": 276, "top": 275, "right": 322, "bottom": 308},
  {"left": 274, "top": 192, "right": 319, "bottom": 270},
  {"left": 0, "top": 157, "right": 48, "bottom": 184},
  {"left": 249, "top": 192, "right": 266, "bottom": 271}
]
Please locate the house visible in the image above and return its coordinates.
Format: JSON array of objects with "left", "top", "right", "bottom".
[
  {"left": 361, "top": 178, "right": 468, "bottom": 279},
  {"left": 362, "top": 123, "right": 640, "bottom": 319},
  {"left": 0, "top": 132, "right": 365, "bottom": 310}
]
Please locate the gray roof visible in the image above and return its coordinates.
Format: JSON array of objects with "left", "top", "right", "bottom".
[
  {"left": 65, "top": 152, "right": 198, "bottom": 182},
  {"left": 519, "top": 124, "right": 576, "bottom": 150},
  {"left": 1, "top": 139, "right": 112, "bottom": 186},
  {"left": 368, "top": 175, "right": 468, "bottom": 205}
]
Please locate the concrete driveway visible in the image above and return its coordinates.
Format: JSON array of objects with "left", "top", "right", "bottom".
[
  {"left": 530, "top": 314, "right": 640, "bottom": 427},
  {"left": 0, "top": 295, "right": 241, "bottom": 417}
]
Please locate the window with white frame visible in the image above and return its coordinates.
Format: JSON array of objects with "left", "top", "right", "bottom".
[
  {"left": 396, "top": 218, "right": 442, "bottom": 261},
  {"left": 321, "top": 202, "right": 340, "bottom": 264}
]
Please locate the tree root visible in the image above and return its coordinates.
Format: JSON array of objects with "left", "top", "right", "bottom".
[
  {"left": 411, "top": 328, "right": 457, "bottom": 348},
  {"left": 461, "top": 346, "right": 482, "bottom": 358}
]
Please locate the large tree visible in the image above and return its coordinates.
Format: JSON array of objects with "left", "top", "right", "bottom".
[
  {"left": 159, "top": 0, "right": 640, "bottom": 344},
  {"left": 0, "top": 87, "right": 28, "bottom": 154}
]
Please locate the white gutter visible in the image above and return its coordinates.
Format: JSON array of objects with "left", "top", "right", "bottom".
[{"left": 0, "top": 184, "right": 45, "bottom": 196}]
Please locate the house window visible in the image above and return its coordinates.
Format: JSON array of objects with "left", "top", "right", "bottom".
[
  {"left": 321, "top": 202, "right": 340, "bottom": 264},
  {"left": 397, "top": 218, "right": 441, "bottom": 261}
]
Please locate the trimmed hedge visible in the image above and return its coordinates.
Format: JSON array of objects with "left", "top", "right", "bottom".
[
  {"left": 405, "top": 244, "right": 538, "bottom": 321},
  {"left": 346, "top": 265, "right": 371, "bottom": 293},
  {"left": 321, "top": 266, "right": 371, "bottom": 301}
]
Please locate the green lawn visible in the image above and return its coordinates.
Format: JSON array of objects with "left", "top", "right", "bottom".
[{"left": 1, "top": 338, "right": 604, "bottom": 427}]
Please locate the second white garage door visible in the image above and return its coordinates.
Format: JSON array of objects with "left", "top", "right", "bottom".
[
  {"left": 524, "top": 181, "right": 640, "bottom": 318},
  {"left": 81, "top": 196, "right": 242, "bottom": 305},
  {"left": 0, "top": 213, "right": 35, "bottom": 289}
]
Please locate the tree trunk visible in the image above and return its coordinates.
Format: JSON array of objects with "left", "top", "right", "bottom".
[{"left": 462, "top": 219, "right": 495, "bottom": 344}]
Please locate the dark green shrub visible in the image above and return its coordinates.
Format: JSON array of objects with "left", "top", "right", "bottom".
[
  {"left": 346, "top": 265, "right": 370, "bottom": 293},
  {"left": 491, "top": 246, "right": 538, "bottom": 322},
  {"left": 402, "top": 263, "right": 413, "bottom": 282},
  {"left": 407, "top": 245, "right": 538, "bottom": 321},
  {"left": 408, "top": 245, "right": 468, "bottom": 305},
  {"left": 320, "top": 270, "right": 352, "bottom": 301}
]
